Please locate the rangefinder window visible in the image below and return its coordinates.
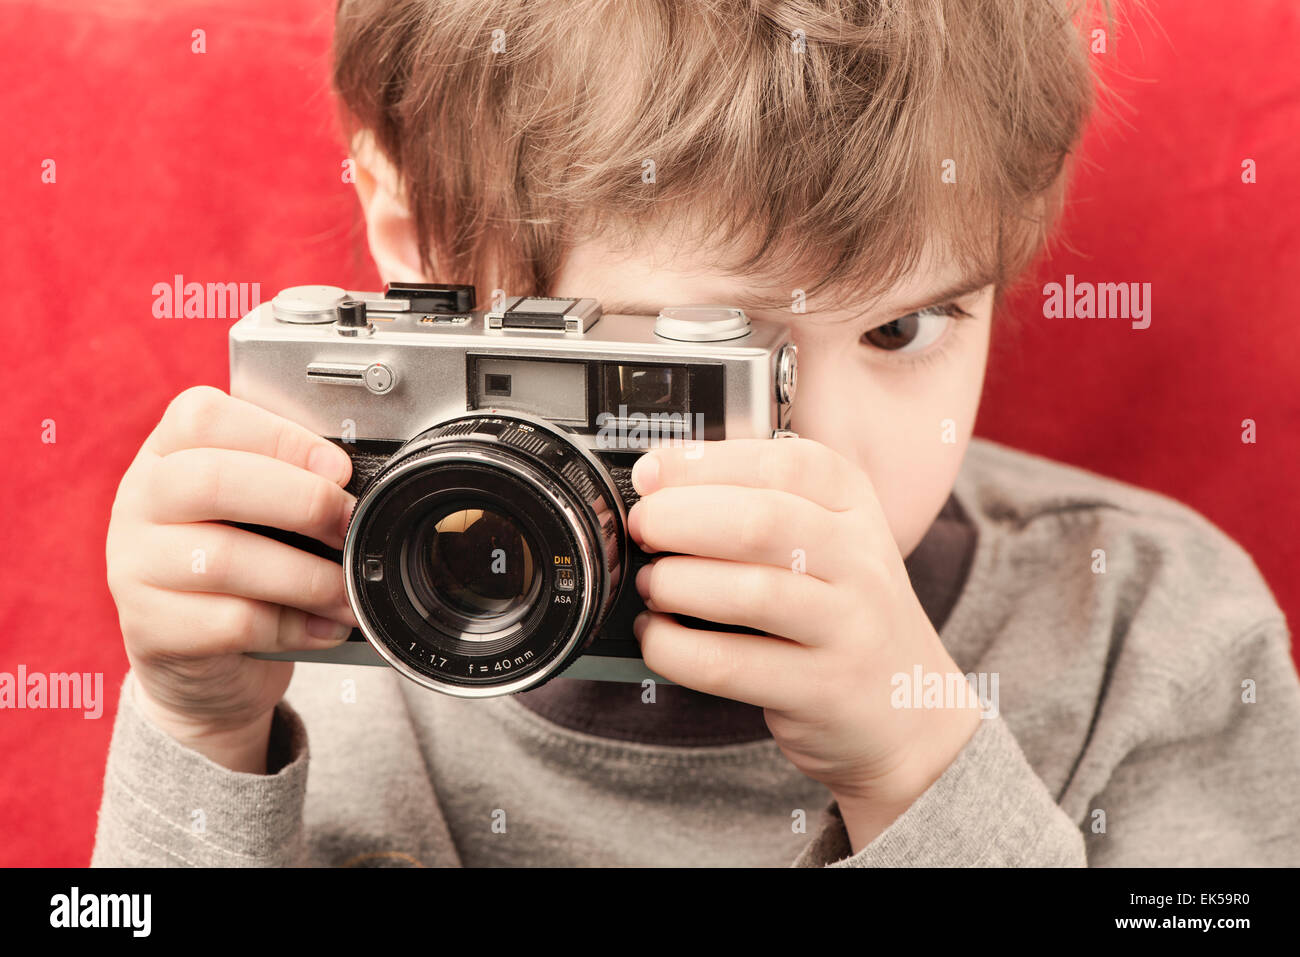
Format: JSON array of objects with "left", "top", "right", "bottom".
[{"left": 468, "top": 355, "right": 587, "bottom": 426}]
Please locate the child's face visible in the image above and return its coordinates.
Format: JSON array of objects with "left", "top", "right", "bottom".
[{"left": 550, "top": 236, "right": 994, "bottom": 558}]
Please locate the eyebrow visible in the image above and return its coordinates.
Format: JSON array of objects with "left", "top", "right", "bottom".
[
  {"left": 600, "top": 273, "right": 997, "bottom": 322},
  {"left": 888, "top": 273, "right": 998, "bottom": 318}
]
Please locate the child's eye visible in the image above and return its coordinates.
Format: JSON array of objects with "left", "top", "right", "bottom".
[{"left": 860, "top": 302, "right": 971, "bottom": 354}]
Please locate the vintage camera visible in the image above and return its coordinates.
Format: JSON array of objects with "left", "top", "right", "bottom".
[{"left": 229, "top": 282, "right": 797, "bottom": 697}]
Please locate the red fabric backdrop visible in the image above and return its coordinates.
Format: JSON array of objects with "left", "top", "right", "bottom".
[{"left": 1, "top": 0, "right": 1296, "bottom": 866}]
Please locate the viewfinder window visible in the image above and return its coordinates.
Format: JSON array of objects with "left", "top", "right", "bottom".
[{"left": 604, "top": 364, "right": 690, "bottom": 417}]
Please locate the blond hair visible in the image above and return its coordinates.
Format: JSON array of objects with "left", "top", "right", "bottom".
[{"left": 333, "top": 0, "right": 1111, "bottom": 304}]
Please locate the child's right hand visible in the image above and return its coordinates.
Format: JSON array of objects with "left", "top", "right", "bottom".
[{"left": 105, "top": 386, "right": 359, "bottom": 772}]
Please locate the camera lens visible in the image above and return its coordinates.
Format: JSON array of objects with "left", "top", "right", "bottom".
[
  {"left": 404, "top": 506, "right": 539, "bottom": 630},
  {"left": 343, "top": 414, "right": 626, "bottom": 697}
]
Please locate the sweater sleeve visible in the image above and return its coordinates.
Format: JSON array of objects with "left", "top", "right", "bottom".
[
  {"left": 90, "top": 671, "right": 312, "bottom": 867},
  {"left": 791, "top": 713, "right": 1086, "bottom": 867},
  {"left": 794, "top": 618, "right": 1300, "bottom": 868}
]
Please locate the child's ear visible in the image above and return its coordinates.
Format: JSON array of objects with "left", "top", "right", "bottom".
[{"left": 349, "top": 132, "right": 430, "bottom": 284}]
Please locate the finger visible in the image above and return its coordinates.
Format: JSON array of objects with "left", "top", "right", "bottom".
[
  {"left": 634, "top": 611, "right": 805, "bottom": 711},
  {"left": 632, "top": 437, "right": 867, "bottom": 514},
  {"left": 628, "top": 485, "right": 864, "bottom": 584},
  {"left": 147, "top": 447, "right": 355, "bottom": 550},
  {"left": 636, "top": 555, "right": 840, "bottom": 646},
  {"left": 138, "top": 522, "right": 358, "bottom": 627},
  {"left": 125, "top": 586, "right": 355, "bottom": 659},
  {"left": 147, "top": 385, "right": 352, "bottom": 486}
]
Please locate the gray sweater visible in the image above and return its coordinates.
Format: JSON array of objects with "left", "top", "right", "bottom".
[{"left": 90, "top": 438, "right": 1300, "bottom": 866}]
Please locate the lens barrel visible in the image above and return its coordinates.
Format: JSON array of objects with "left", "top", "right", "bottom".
[{"left": 343, "top": 413, "right": 625, "bottom": 696}]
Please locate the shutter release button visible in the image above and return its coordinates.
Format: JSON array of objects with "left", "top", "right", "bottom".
[{"left": 335, "top": 299, "right": 374, "bottom": 337}]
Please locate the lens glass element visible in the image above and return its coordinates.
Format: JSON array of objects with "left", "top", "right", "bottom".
[{"left": 407, "top": 507, "right": 537, "bottom": 628}]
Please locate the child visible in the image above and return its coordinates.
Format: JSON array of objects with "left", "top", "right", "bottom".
[{"left": 93, "top": 0, "right": 1299, "bottom": 866}]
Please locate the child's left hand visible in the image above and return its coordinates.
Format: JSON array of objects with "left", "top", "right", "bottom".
[{"left": 627, "top": 437, "right": 983, "bottom": 849}]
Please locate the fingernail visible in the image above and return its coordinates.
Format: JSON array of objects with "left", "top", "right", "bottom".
[
  {"left": 626, "top": 502, "right": 643, "bottom": 543},
  {"left": 307, "top": 444, "right": 351, "bottom": 485},
  {"left": 631, "top": 453, "right": 661, "bottom": 495},
  {"left": 306, "top": 615, "right": 352, "bottom": 642}
]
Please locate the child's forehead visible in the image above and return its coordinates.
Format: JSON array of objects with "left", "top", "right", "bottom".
[{"left": 564, "top": 232, "right": 992, "bottom": 322}]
